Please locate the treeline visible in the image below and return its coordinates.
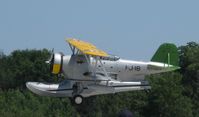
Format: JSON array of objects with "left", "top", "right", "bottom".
[{"left": 0, "top": 42, "right": 199, "bottom": 117}]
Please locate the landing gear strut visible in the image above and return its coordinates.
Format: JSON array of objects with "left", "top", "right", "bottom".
[{"left": 72, "top": 83, "right": 84, "bottom": 104}]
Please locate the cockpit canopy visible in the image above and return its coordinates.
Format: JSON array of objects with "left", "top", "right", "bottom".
[{"left": 100, "top": 55, "right": 120, "bottom": 61}]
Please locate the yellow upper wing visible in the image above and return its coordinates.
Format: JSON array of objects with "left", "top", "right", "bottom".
[{"left": 66, "top": 38, "right": 108, "bottom": 57}]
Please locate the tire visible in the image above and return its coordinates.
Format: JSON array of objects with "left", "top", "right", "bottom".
[{"left": 74, "top": 95, "right": 83, "bottom": 105}]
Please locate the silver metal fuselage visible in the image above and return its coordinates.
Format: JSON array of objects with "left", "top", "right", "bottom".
[{"left": 62, "top": 55, "right": 171, "bottom": 81}]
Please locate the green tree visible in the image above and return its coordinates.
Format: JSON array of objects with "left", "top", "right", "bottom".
[
  {"left": 144, "top": 73, "right": 193, "bottom": 117},
  {"left": 179, "top": 42, "right": 199, "bottom": 116},
  {"left": 0, "top": 42, "right": 199, "bottom": 117},
  {"left": 0, "top": 90, "right": 77, "bottom": 117},
  {"left": 0, "top": 49, "right": 53, "bottom": 89}
]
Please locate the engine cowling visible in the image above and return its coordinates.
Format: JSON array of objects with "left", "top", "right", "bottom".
[{"left": 50, "top": 53, "right": 63, "bottom": 74}]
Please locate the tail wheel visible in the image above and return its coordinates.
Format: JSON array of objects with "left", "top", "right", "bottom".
[{"left": 74, "top": 95, "right": 83, "bottom": 105}]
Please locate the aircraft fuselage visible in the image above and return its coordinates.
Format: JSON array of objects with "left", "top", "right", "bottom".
[{"left": 62, "top": 55, "right": 174, "bottom": 81}]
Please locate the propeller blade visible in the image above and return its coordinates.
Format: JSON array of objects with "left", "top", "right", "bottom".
[
  {"left": 46, "top": 48, "right": 54, "bottom": 64},
  {"left": 45, "top": 60, "right": 50, "bottom": 64}
]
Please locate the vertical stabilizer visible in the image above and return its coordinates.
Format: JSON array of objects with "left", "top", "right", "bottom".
[{"left": 151, "top": 43, "right": 179, "bottom": 67}]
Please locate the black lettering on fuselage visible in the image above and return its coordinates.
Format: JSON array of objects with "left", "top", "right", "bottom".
[{"left": 125, "top": 65, "right": 141, "bottom": 71}]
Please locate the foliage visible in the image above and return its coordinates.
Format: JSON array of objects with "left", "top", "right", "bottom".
[
  {"left": 0, "top": 42, "right": 198, "bottom": 116},
  {"left": 179, "top": 42, "right": 199, "bottom": 117},
  {"left": 0, "top": 49, "right": 55, "bottom": 89},
  {"left": 144, "top": 73, "right": 193, "bottom": 117},
  {"left": 0, "top": 89, "right": 77, "bottom": 117}
]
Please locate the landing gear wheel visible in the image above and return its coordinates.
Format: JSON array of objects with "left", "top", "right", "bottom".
[
  {"left": 74, "top": 95, "right": 83, "bottom": 105},
  {"left": 144, "top": 89, "right": 151, "bottom": 93}
]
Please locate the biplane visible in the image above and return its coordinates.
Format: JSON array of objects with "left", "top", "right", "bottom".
[{"left": 26, "top": 38, "right": 180, "bottom": 104}]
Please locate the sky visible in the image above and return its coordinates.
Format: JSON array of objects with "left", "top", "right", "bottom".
[{"left": 0, "top": 0, "right": 198, "bottom": 61}]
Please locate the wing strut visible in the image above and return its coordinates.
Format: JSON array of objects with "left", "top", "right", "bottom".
[
  {"left": 84, "top": 55, "right": 110, "bottom": 81},
  {"left": 98, "top": 57, "right": 109, "bottom": 79},
  {"left": 69, "top": 44, "right": 75, "bottom": 55},
  {"left": 66, "top": 38, "right": 111, "bottom": 83}
]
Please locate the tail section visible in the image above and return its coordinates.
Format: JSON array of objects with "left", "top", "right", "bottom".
[{"left": 151, "top": 43, "right": 179, "bottom": 67}]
